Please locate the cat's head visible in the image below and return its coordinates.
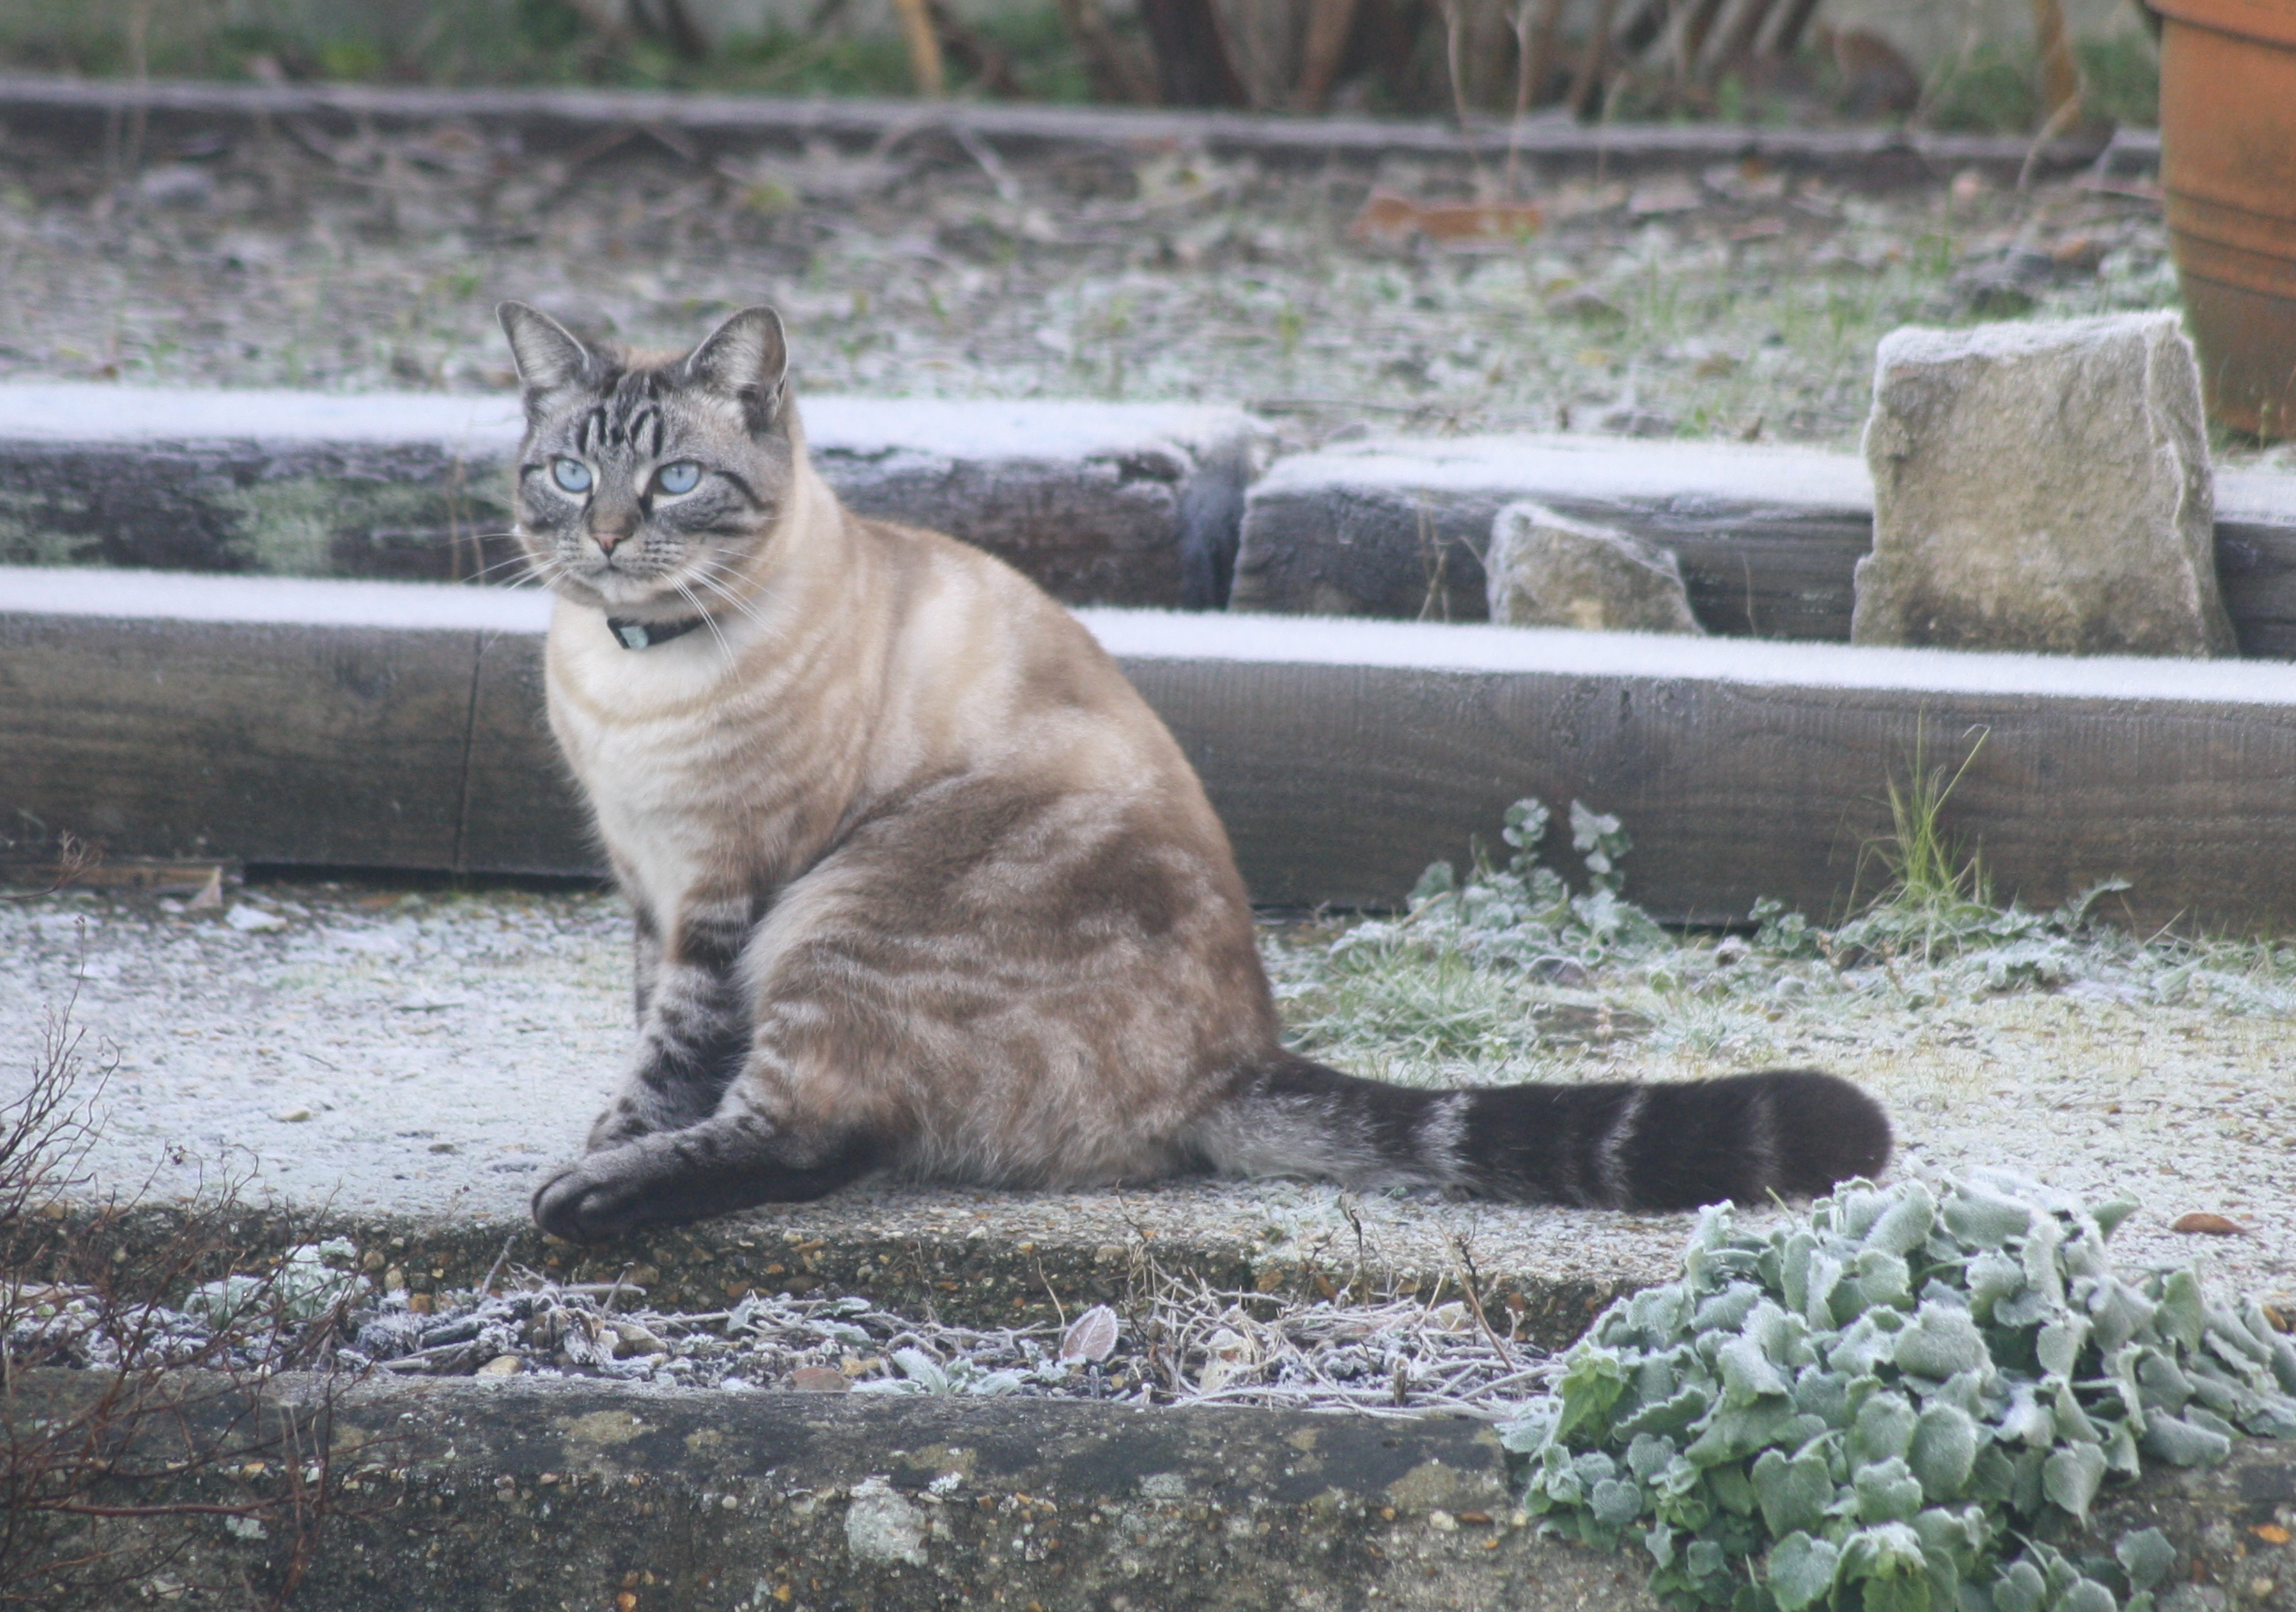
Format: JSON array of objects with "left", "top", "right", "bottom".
[{"left": 498, "top": 301, "right": 797, "bottom": 616}]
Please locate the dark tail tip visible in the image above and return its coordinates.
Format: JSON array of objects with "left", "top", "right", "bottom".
[
  {"left": 1754, "top": 1067, "right": 1892, "bottom": 1197},
  {"left": 1618, "top": 1068, "right": 1890, "bottom": 1211}
]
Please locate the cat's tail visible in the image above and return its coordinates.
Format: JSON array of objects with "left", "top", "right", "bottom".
[{"left": 1192, "top": 1056, "right": 1890, "bottom": 1210}]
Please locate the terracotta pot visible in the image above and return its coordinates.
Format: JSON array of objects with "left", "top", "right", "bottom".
[{"left": 2155, "top": 0, "right": 2296, "bottom": 439}]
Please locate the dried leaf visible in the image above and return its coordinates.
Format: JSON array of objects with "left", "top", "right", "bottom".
[
  {"left": 1347, "top": 188, "right": 1542, "bottom": 244},
  {"left": 2172, "top": 1213, "right": 2248, "bottom": 1237},
  {"left": 789, "top": 1365, "right": 849, "bottom": 1392},
  {"left": 1060, "top": 1303, "right": 1119, "bottom": 1363}
]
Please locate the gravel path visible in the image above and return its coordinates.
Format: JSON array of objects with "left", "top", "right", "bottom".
[{"left": 8, "top": 879, "right": 2291, "bottom": 1316}]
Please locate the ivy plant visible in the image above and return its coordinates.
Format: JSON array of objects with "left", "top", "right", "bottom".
[{"left": 1501, "top": 1173, "right": 2296, "bottom": 1612}]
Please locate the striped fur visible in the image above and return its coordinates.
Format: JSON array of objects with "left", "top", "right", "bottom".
[{"left": 498, "top": 303, "right": 1891, "bottom": 1244}]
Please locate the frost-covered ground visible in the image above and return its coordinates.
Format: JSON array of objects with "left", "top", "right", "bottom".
[
  {"left": 4, "top": 871, "right": 2292, "bottom": 1313},
  {"left": 0, "top": 121, "right": 2262, "bottom": 460}
]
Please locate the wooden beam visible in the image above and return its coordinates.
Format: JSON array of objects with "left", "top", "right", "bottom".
[
  {"left": 0, "top": 72, "right": 2132, "bottom": 181},
  {"left": 1231, "top": 435, "right": 2296, "bottom": 657},
  {"left": 12, "top": 568, "right": 2296, "bottom": 932},
  {"left": 0, "top": 386, "right": 1265, "bottom": 612}
]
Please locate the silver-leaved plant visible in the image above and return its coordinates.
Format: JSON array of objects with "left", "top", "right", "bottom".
[{"left": 1501, "top": 1172, "right": 2296, "bottom": 1612}]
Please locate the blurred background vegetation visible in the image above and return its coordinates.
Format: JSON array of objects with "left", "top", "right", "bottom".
[{"left": 0, "top": 0, "right": 2159, "bottom": 132}]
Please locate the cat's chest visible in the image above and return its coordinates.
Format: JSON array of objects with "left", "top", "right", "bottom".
[{"left": 543, "top": 614, "right": 840, "bottom": 907}]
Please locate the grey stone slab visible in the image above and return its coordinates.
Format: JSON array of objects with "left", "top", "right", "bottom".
[
  {"left": 0, "top": 385, "right": 1265, "bottom": 609},
  {"left": 1854, "top": 314, "right": 2236, "bottom": 658},
  {"left": 12, "top": 1367, "right": 1652, "bottom": 1612}
]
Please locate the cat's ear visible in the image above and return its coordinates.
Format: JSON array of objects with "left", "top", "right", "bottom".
[
  {"left": 683, "top": 306, "right": 788, "bottom": 433},
  {"left": 497, "top": 301, "right": 594, "bottom": 399}
]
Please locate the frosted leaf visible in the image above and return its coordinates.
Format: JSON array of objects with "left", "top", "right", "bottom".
[
  {"left": 1862, "top": 1185, "right": 1937, "bottom": 1258},
  {"left": 1943, "top": 1185, "right": 2033, "bottom": 1249},
  {"left": 891, "top": 1347, "right": 950, "bottom": 1393},
  {"left": 2139, "top": 1412, "right": 2231, "bottom": 1466},
  {"left": 1751, "top": 1448, "right": 1834, "bottom": 1538},
  {"left": 1854, "top": 1458, "right": 1924, "bottom": 1524},
  {"left": 1994, "top": 1561, "right": 2049, "bottom": 1612},
  {"left": 2036, "top": 1317, "right": 2090, "bottom": 1378},
  {"left": 2042, "top": 1442, "right": 2106, "bottom": 1520},
  {"left": 1591, "top": 1476, "right": 1645, "bottom": 1528},
  {"left": 1907, "top": 1403, "right": 1978, "bottom": 1500},
  {"left": 1060, "top": 1305, "right": 1119, "bottom": 1363},
  {"left": 1897, "top": 1302, "right": 1989, "bottom": 1380},
  {"left": 2116, "top": 1528, "right": 2176, "bottom": 1591},
  {"left": 1766, "top": 1532, "right": 1841, "bottom": 1612}
]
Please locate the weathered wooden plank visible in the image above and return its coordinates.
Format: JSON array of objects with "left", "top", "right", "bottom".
[
  {"left": 0, "top": 73, "right": 2125, "bottom": 180},
  {"left": 1232, "top": 435, "right": 2296, "bottom": 658},
  {"left": 12, "top": 570, "right": 2296, "bottom": 931},
  {"left": 0, "top": 608, "right": 478, "bottom": 872},
  {"left": 1101, "top": 613, "right": 2296, "bottom": 931},
  {"left": 0, "top": 386, "right": 1262, "bottom": 610},
  {"left": 2212, "top": 468, "right": 2296, "bottom": 659}
]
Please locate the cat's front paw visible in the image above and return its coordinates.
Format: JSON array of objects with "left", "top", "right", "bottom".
[{"left": 532, "top": 1157, "right": 648, "bottom": 1244}]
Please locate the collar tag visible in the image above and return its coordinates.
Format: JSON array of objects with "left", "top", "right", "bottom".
[{"left": 605, "top": 615, "right": 707, "bottom": 651}]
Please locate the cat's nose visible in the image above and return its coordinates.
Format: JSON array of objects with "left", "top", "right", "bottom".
[{"left": 593, "top": 528, "right": 630, "bottom": 555}]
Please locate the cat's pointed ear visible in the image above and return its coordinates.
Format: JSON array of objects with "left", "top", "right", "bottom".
[
  {"left": 497, "top": 301, "right": 594, "bottom": 398},
  {"left": 684, "top": 306, "right": 788, "bottom": 433}
]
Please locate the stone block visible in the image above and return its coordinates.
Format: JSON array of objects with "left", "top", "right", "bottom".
[
  {"left": 1853, "top": 313, "right": 2237, "bottom": 657},
  {"left": 1485, "top": 501, "right": 1703, "bottom": 633}
]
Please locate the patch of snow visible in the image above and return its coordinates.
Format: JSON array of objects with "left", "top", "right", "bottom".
[
  {"left": 0, "top": 383, "right": 1262, "bottom": 467},
  {"left": 1082, "top": 607, "right": 2296, "bottom": 707},
  {"left": 0, "top": 566, "right": 553, "bottom": 632},
  {"left": 1253, "top": 430, "right": 1874, "bottom": 509}
]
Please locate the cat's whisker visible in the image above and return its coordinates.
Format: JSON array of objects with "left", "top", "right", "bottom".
[
  {"left": 685, "top": 567, "right": 768, "bottom": 629},
  {"left": 463, "top": 546, "right": 551, "bottom": 584},
  {"left": 673, "top": 577, "right": 735, "bottom": 660}
]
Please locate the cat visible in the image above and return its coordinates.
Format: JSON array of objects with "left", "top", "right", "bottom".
[{"left": 497, "top": 300, "right": 1891, "bottom": 1244}]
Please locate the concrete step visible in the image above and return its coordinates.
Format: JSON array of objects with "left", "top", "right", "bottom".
[
  {"left": 9, "top": 565, "right": 2296, "bottom": 928},
  {"left": 4, "top": 1366, "right": 1635, "bottom": 1612},
  {"left": 11, "top": 1363, "right": 2294, "bottom": 1612}
]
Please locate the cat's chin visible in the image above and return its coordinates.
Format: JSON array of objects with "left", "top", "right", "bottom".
[{"left": 554, "top": 567, "right": 677, "bottom": 615}]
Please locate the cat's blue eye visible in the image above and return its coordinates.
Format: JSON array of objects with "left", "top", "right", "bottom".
[
  {"left": 655, "top": 461, "right": 702, "bottom": 496},
  {"left": 551, "top": 458, "right": 593, "bottom": 494}
]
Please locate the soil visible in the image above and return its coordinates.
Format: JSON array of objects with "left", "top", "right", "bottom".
[{"left": 0, "top": 111, "right": 2245, "bottom": 460}]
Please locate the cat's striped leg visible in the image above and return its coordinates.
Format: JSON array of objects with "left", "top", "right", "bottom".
[
  {"left": 533, "top": 1090, "right": 876, "bottom": 1244},
  {"left": 581, "top": 891, "right": 756, "bottom": 1151}
]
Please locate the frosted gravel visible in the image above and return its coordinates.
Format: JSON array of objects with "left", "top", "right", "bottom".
[{"left": 5, "top": 881, "right": 2292, "bottom": 1313}]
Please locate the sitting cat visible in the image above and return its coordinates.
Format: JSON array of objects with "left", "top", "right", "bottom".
[{"left": 498, "top": 300, "right": 1890, "bottom": 1244}]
